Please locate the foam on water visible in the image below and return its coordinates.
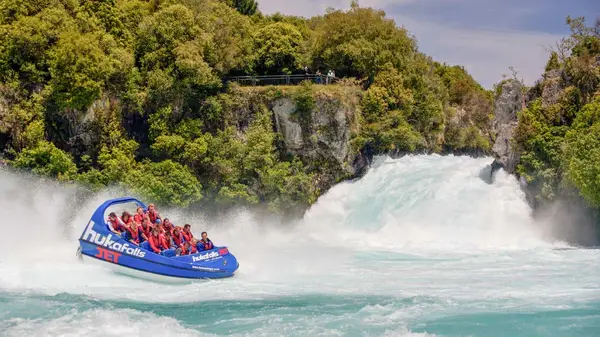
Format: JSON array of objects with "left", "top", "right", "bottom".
[
  {"left": 0, "top": 155, "right": 598, "bottom": 336},
  {"left": 1, "top": 308, "right": 204, "bottom": 337}
]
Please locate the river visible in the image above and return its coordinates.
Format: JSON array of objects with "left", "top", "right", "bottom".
[{"left": 0, "top": 155, "right": 598, "bottom": 336}]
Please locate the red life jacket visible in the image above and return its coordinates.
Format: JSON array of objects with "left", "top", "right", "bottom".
[
  {"left": 126, "top": 225, "right": 139, "bottom": 244},
  {"left": 182, "top": 244, "right": 197, "bottom": 255},
  {"left": 148, "top": 234, "right": 162, "bottom": 253},
  {"left": 182, "top": 231, "right": 193, "bottom": 242},
  {"left": 108, "top": 219, "right": 124, "bottom": 232},
  {"left": 158, "top": 234, "right": 170, "bottom": 250},
  {"left": 172, "top": 232, "right": 184, "bottom": 247},
  {"left": 148, "top": 210, "right": 159, "bottom": 223},
  {"left": 120, "top": 216, "right": 133, "bottom": 226},
  {"left": 133, "top": 213, "right": 144, "bottom": 224},
  {"left": 139, "top": 224, "right": 152, "bottom": 239},
  {"left": 200, "top": 239, "right": 214, "bottom": 251}
]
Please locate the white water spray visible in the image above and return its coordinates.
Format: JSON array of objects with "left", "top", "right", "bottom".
[
  {"left": 1, "top": 156, "right": 599, "bottom": 337},
  {"left": 0, "top": 156, "right": 588, "bottom": 301}
]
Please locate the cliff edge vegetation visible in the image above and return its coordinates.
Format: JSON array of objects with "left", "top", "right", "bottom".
[
  {"left": 0, "top": 0, "right": 492, "bottom": 213},
  {"left": 492, "top": 16, "right": 600, "bottom": 215}
]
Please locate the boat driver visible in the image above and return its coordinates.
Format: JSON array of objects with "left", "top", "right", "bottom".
[{"left": 197, "top": 232, "right": 214, "bottom": 251}]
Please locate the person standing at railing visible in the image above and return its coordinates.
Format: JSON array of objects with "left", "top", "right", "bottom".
[
  {"left": 316, "top": 69, "right": 322, "bottom": 84},
  {"left": 326, "top": 70, "right": 333, "bottom": 84}
]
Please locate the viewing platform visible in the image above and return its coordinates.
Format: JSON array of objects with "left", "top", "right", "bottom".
[{"left": 225, "top": 74, "right": 339, "bottom": 86}]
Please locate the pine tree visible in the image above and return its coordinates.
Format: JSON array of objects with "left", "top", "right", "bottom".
[{"left": 231, "top": 0, "right": 258, "bottom": 16}]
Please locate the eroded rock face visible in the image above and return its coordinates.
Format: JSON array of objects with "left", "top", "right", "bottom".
[
  {"left": 492, "top": 123, "right": 520, "bottom": 173},
  {"left": 311, "top": 98, "right": 354, "bottom": 173},
  {"left": 541, "top": 69, "right": 563, "bottom": 108},
  {"left": 491, "top": 80, "right": 523, "bottom": 174},
  {"left": 271, "top": 96, "right": 366, "bottom": 179},
  {"left": 62, "top": 97, "right": 115, "bottom": 158},
  {"left": 272, "top": 98, "right": 303, "bottom": 151}
]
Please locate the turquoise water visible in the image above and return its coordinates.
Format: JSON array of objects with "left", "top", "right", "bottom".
[{"left": 1, "top": 155, "right": 599, "bottom": 336}]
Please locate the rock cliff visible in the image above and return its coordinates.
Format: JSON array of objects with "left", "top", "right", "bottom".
[
  {"left": 272, "top": 95, "right": 367, "bottom": 178},
  {"left": 491, "top": 79, "right": 524, "bottom": 174},
  {"left": 225, "top": 85, "right": 369, "bottom": 193}
]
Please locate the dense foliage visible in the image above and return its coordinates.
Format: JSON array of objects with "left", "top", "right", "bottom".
[
  {"left": 514, "top": 17, "right": 600, "bottom": 208},
  {"left": 0, "top": 0, "right": 492, "bottom": 212}
]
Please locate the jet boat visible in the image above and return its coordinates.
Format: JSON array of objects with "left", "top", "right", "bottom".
[{"left": 77, "top": 197, "right": 239, "bottom": 280}]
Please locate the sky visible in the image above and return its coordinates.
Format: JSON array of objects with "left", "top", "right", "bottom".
[{"left": 255, "top": 0, "right": 599, "bottom": 88}]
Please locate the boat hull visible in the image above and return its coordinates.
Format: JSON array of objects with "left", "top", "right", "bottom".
[{"left": 79, "top": 240, "right": 239, "bottom": 280}]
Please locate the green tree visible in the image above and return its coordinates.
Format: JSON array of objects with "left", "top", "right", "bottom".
[
  {"left": 137, "top": 4, "right": 220, "bottom": 107},
  {"left": 125, "top": 160, "right": 203, "bottom": 207},
  {"left": 47, "top": 30, "right": 133, "bottom": 110},
  {"left": 253, "top": 22, "right": 303, "bottom": 75},
  {"left": 311, "top": 4, "right": 416, "bottom": 79},
  {"left": 564, "top": 99, "right": 600, "bottom": 207},
  {"left": 12, "top": 140, "right": 77, "bottom": 180},
  {"left": 230, "top": 0, "right": 258, "bottom": 16},
  {"left": 0, "top": 5, "right": 76, "bottom": 90},
  {"left": 197, "top": 1, "right": 254, "bottom": 74},
  {"left": 545, "top": 51, "right": 560, "bottom": 72}
]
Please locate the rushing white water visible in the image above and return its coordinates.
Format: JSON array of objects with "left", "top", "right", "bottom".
[{"left": 0, "top": 155, "right": 598, "bottom": 337}]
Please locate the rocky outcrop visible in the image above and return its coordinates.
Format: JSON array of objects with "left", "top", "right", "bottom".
[
  {"left": 227, "top": 86, "right": 369, "bottom": 194},
  {"left": 491, "top": 80, "right": 524, "bottom": 174},
  {"left": 272, "top": 94, "right": 368, "bottom": 182},
  {"left": 541, "top": 69, "right": 563, "bottom": 107},
  {"left": 272, "top": 99, "right": 304, "bottom": 151},
  {"left": 55, "top": 96, "right": 117, "bottom": 159}
]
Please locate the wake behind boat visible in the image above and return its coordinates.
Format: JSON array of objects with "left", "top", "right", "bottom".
[{"left": 77, "top": 197, "right": 239, "bottom": 281}]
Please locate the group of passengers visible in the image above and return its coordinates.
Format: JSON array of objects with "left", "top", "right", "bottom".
[{"left": 106, "top": 203, "right": 214, "bottom": 257}]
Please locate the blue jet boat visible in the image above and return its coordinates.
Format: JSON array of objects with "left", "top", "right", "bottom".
[{"left": 77, "top": 197, "right": 239, "bottom": 281}]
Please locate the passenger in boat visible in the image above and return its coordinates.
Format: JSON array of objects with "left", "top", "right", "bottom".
[
  {"left": 107, "top": 212, "right": 125, "bottom": 234},
  {"left": 181, "top": 240, "right": 197, "bottom": 255},
  {"left": 154, "top": 219, "right": 166, "bottom": 234},
  {"left": 157, "top": 229, "right": 179, "bottom": 257},
  {"left": 123, "top": 221, "right": 140, "bottom": 245},
  {"left": 163, "top": 218, "right": 174, "bottom": 233},
  {"left": 120, "top": 211, "right": 133, "bottom": 227},
  {"left": 197, "top": 232, "right": 214, "bottom": 251},
  {"left": 148, "top": 227, "right": 164, "bottom": 254},
  {"left": 182, "top": 224, "right": 194, "bottom": 242},
  {"left": 172, "top": 227, "right": 185, "bottom": 247},
  {"left": 147, "top": 203, "right": 162, "bottom": 224},
  {"left": 162, "top": 230, "right": 176, "bottom": 249},
  {"left": 133, "top": 207, "right": 145, "bottom": 224},
  {"left": 163, "top": 230, "right": 183, "bottom": 256},
  {"left": 138, "top": 217, "right": 152, "bottom": 243}
]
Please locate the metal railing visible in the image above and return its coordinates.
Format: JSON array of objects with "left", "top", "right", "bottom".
[{"left": 225, "top": 74, "right": 339, "bottom": 86}]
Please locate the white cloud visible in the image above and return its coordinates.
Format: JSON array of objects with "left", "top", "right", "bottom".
[
  {"left": 397, "top": 16, "right": 562, "bottom": 88},
  {"left": 255, "top": 0, "right": 563, "bottom": 88},
  {"left": 256, "top": 0, "right": 411, "bottom": 18}
]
